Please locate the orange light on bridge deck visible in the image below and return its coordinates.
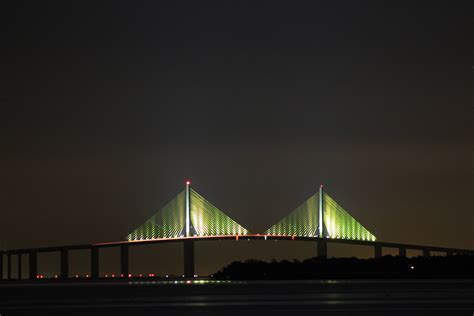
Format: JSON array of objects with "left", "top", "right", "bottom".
[
  {"left": 292, "top": 235, "right": 295, "bottom": 240},
  {"left": 235, "top": 235, "right": 239, "bottom": 240},
  {"left": 128, "top": 274, "right": 132, "bottom": 278}
]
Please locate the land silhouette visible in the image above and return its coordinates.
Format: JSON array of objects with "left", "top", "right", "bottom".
[{"left": 214, "top": 255, "right": 474, "bottom": 280}]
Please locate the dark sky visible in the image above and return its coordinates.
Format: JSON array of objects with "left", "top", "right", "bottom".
[{"left": 1, "top": 1, "right": 473, "bottom": 276}]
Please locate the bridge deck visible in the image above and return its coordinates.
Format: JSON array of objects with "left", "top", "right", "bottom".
[{"left": 3, "top": 235, "right": 473, "bottom": 255}]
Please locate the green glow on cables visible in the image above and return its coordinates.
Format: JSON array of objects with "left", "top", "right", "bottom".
[
  {"left": 265, "top": 190, "right": 376, "bottom": 242},
  {"left": 323, "top": 193, "right": 376, "bottom": 241},
  {"left": 190, "top": 189, "right": 248, "bottom": 236},
  {"left": 126, "top": 188, "right": 249, "bottom": 240},
  {"left": 126, "top": 187, "right": 375, "bottom": 242},
  {"left": 265, "top": 193, "right": 319, "bottom": 237},
  {"left": 126, "top": 190, "right": 186, "bottom": 240}
]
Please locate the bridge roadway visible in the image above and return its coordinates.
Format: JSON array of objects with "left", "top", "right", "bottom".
[{"left": 1, "top": 235, "right": 473, "bottom": 281}]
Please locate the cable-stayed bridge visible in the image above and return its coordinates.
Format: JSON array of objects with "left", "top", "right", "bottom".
[{"left": 2, "top": 181, "right": 473, "bottom": 281}]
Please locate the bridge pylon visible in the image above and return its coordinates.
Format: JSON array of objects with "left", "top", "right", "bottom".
[
  {"left": 126, "top": 180, "right": 250, "bottom": 278},
  {"left": 265, "top": 185, "right": 376, "bottom": 257}
]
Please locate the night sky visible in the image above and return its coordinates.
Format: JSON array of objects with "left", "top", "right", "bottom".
[{"left": 1, "top": 1, "right": 473, "bottom": 276}]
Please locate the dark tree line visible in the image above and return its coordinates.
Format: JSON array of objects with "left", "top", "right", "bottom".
[{"left": 214, "top": 255, "right": 474, "bottom": 280}]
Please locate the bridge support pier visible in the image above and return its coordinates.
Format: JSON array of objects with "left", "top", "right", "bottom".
[
  {"left": 60, "top": 248, "right": 69, "bottom": 279},
  {"left": 317, "top": 239, "right": 327, "bottom": 258},
  {"left": 399, "top": 247, "right": 406, "bottom": 257},
  {"left": 374, "top": 245, "right": 382, "bottom": 258},
  {"left": 7, "top": 253, "right": 11, "bottom": 280},
  {"left": 423, "top": 248, "right": 430, "bottom": 258},
  {"left": 0, "top": 252, "right": 3, "bottom": 280},
  {"left": 91, "top": 247, "right": 99, "bottom": 279},
  {"left": 17, "top": 254, "right": 21, "bottom": 279},
  {"left": 184, "top": 240, "right": 194, "bottom": 278},
  {"left": 120, "top": 245, "right": 129, "bottom": 277},
  {"left": 29, "top": 252, "right": 37, "bottom": 280}
]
